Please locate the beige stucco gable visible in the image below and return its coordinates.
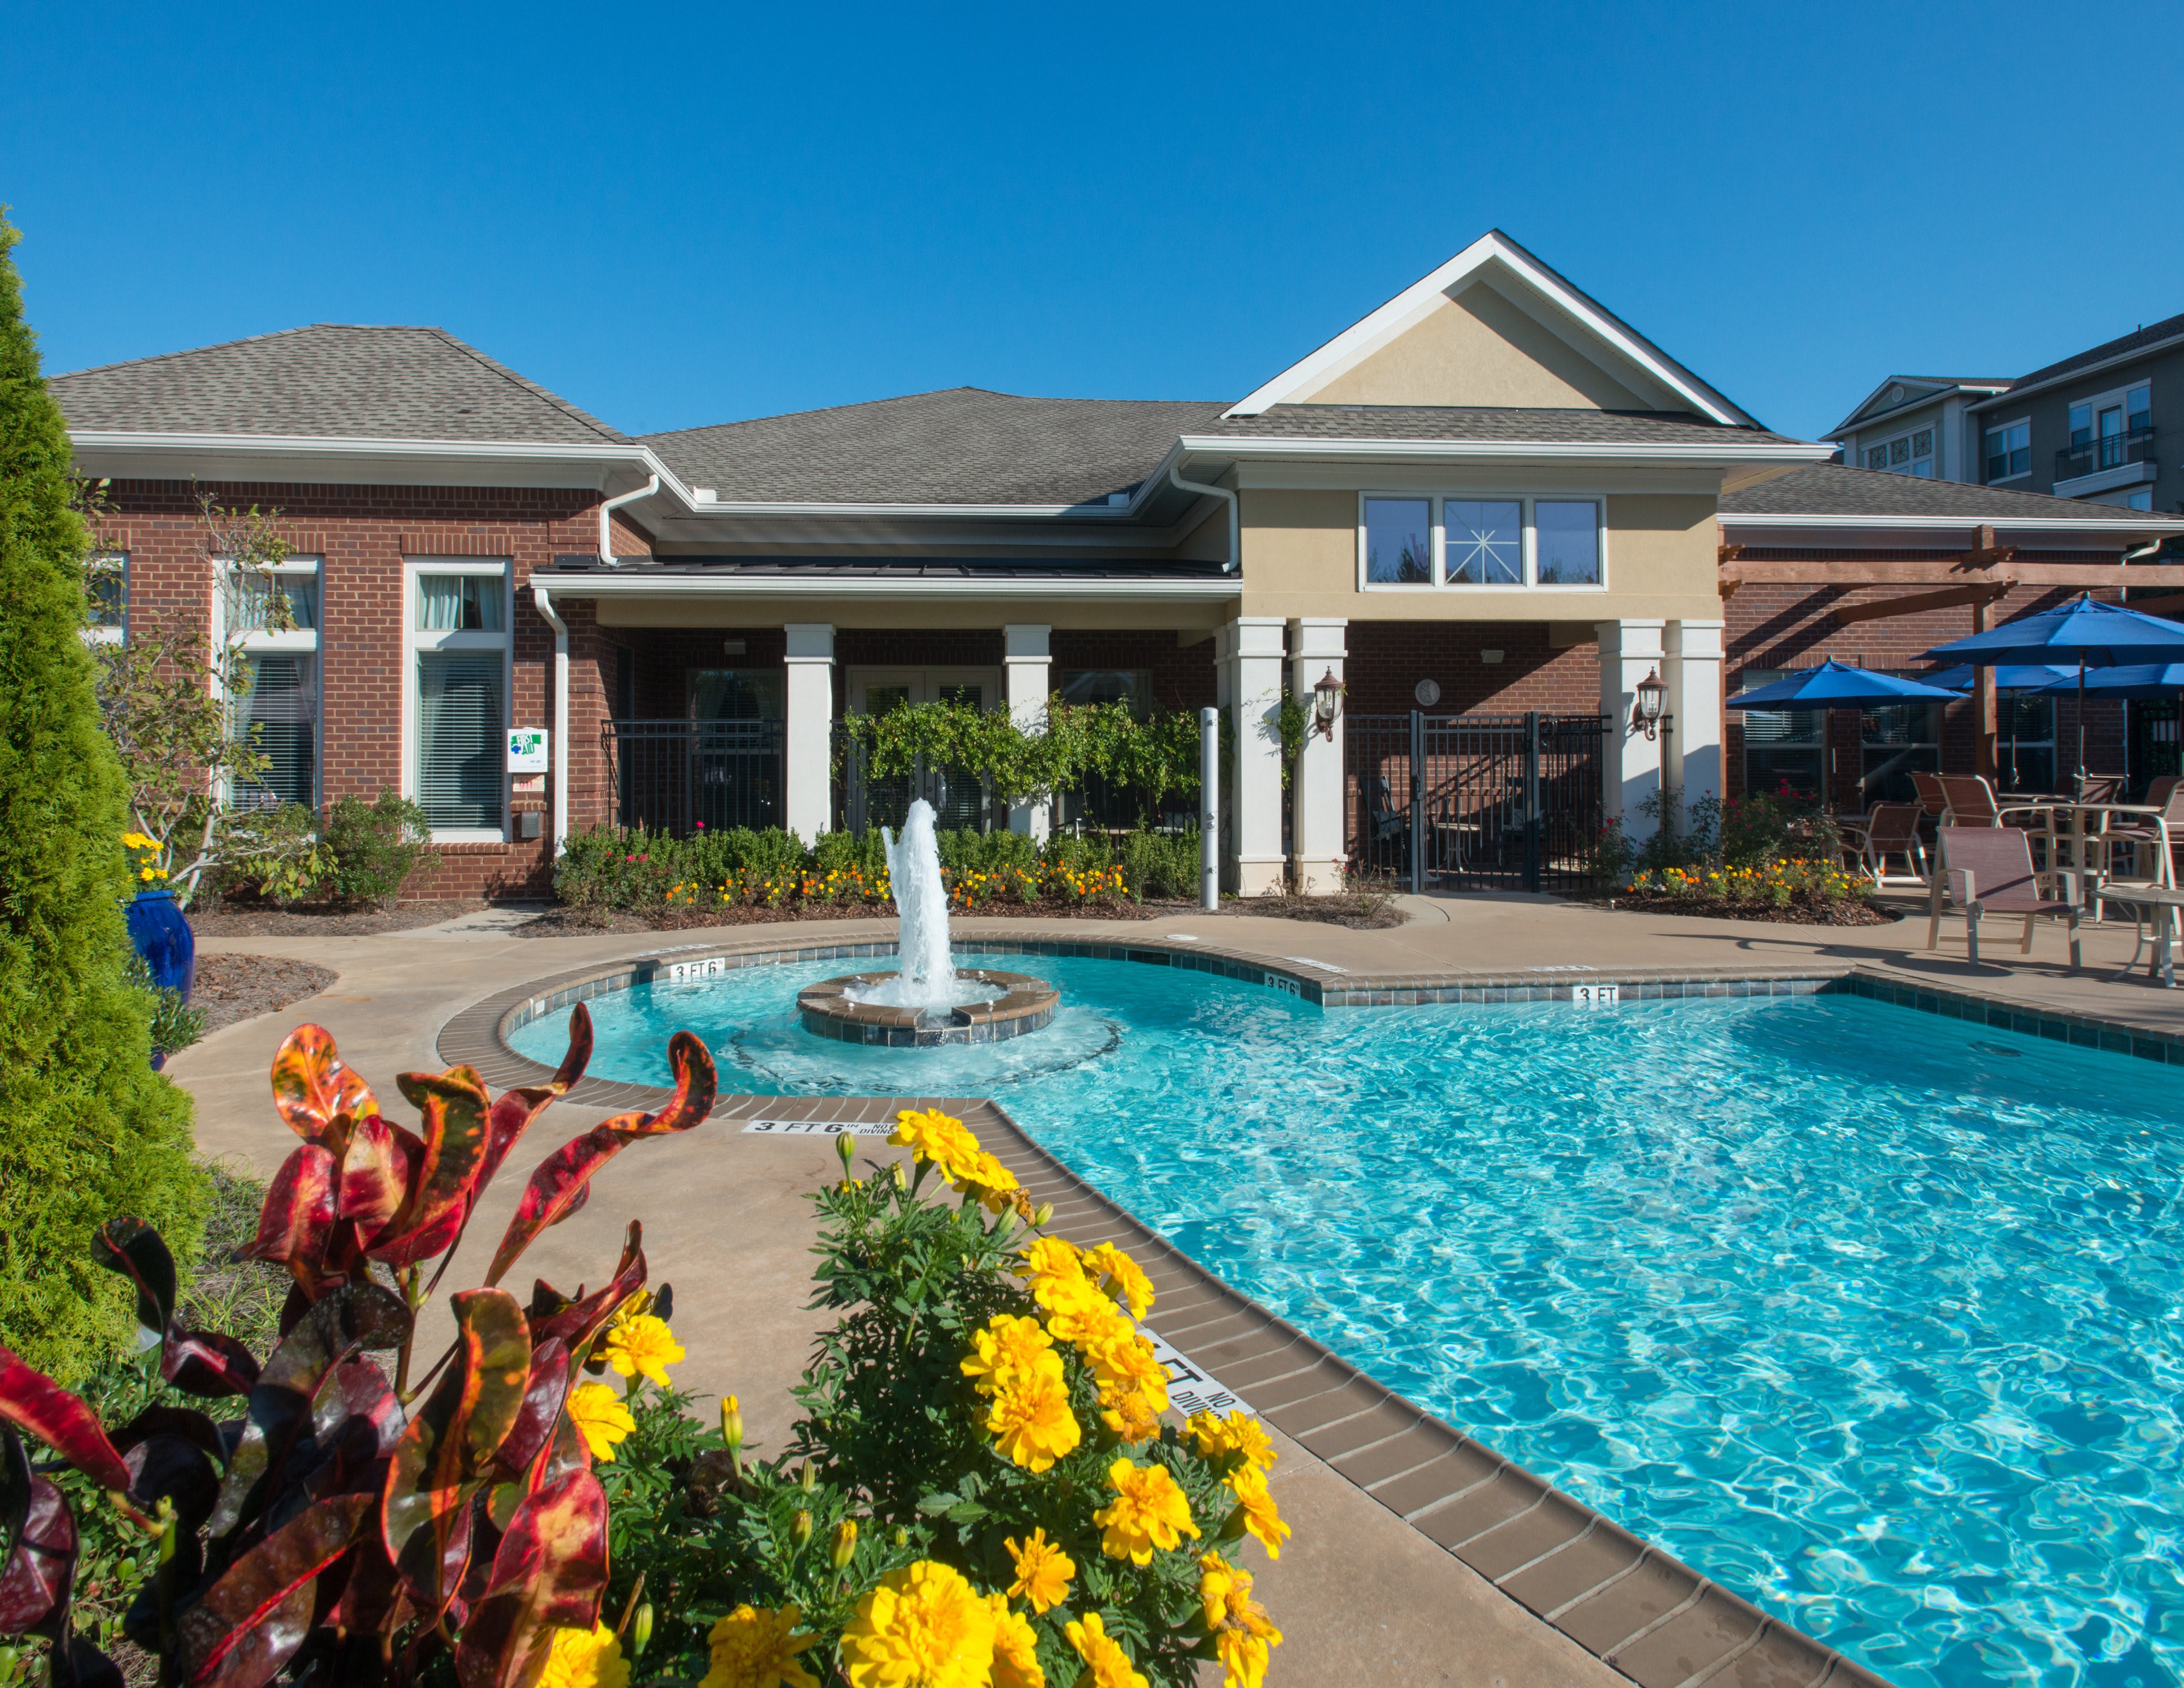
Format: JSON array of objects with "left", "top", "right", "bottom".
[{"left": 1296, "top": 279, "right": 1655, "bottom": 410}]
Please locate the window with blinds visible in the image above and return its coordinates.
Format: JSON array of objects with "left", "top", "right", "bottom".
[
  {"left": 231, "top": 654, "right": 318, "bottom": 809},
  {"left": 418, "top": 653, "right": 505, "bottom": 829}
]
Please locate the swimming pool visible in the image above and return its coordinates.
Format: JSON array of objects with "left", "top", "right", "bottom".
[{"left": 512, "top": 954, "right": 2184, "bottom": 1687}]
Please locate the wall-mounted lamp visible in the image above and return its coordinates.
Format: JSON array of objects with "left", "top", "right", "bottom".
[
  {"left": 1312, "top": 668, "right": 1344, "bottom": 739},
  {"left": 1633, "top": 668, "right": 1668, "bottom": 741}
]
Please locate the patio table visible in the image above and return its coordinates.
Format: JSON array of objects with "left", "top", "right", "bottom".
[
  {"left": 2103, "top": 885, "right": 2184, "bottom": 988},
  {"left": 2038, "top": 803, "right": 2178, "bottom": 926}
]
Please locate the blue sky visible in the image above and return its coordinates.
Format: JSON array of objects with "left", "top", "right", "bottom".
[{"left": 5, "top": 1, "right": 2177, "bottom": 442}]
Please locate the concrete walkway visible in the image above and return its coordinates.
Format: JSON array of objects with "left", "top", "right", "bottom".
[{"left": 165, "top": 893, "right": 2182, "bottom": 1686}]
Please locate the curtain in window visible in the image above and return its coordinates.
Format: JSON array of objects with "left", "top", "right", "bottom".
[
  {"left": 232, "top": 654, "right": 318, "bottom": 809},
  {"left": 418, "top": 653, "right": 505, "bottom": 828},
  {"left": 418, "top": 575, "right": 503, "bottom": 631}
]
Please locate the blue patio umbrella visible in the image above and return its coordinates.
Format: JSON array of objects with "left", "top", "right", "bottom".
[
  {"left": 1723, "top": 660, "right": 1959, "bottom": 710},
  {"left": 2033, "top": 662, "right": 2184, "bottom": 701},
  {"left": 1924, "top": 595, "right": 2184, "bottom": 788},
  {"left": 1919, "top": 663, "right": 2079, "bottom": 693}
]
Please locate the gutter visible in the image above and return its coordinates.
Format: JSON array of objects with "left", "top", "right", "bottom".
[
  {"left": 531, "top": 585, "right": 570, "bottom": 856},
  {"left": 597, "top": 474, "right": 660, "bottom": 567},
  {"left": 1168, "top": 465, "right": 1238, "bottom": 573}
]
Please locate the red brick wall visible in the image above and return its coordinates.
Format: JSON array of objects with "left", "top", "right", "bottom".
[
  {"left": 1048, "top": 630, "right": 1217, "bottom": 713},
  {"left": 103, "top": 479, "right": 646, "bottom": 900},
  {"left": 1344, "top": 621, "right": 1601, "bottom": 717}
]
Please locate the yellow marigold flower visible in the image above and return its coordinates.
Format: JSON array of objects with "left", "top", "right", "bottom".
[
  {"left": 960, "top": 1314, "right": 1060, "bottom": 1397},
  {"left": 1063, "top": 1612, "right": 1148, "bottom": 1688},
  {"left": 1038, "top": 1273, "right": 1129, "bottom": 1347},
  {"left": 962, "top": 1150, "right": 1022, "bottom": 1213},
  {"left": 1099, "top": 1386, "right": 1163, "bottom": 1445},
  {"left": 988, "top": 1596, "right": 1044, "bottom": 1688},
  {"left": 1225, "top": 1464, "right": 1291, "bottom": 1560},
  {"left": 986, "top": 1366, "right": 1081, "bottom": 1472},
  {"left": 566, "top": 1382, "right": 636, "bottom": 1463},
  {"left": 537, "top": 1623, "right": 630, "bottom": 1688},
  {"left": 840, "top": 1561, "right": 997, "bottom": 1688},
  {"left": 1186, "top": 1409, "right": 1275, "bottom": 1474},
  {"left": 1094, "top": 1457, "right": 1198, "bottom": 1564},
  {"left": 1081, "top": 1242, "right": 1154, "bottom": 1319},
  {"left": 703, "top": 1604, "right": 819, "bottom": 1688},
  {"left": 1004, "top": 1527, "right": 1074, "bottom": 1614},
  {"left": 600, "top": 1311, "right": 684, "bottom": 1387},
  {"left": 1198, "top": 1553, "right": 1282, "bottom": 1688},
  {"left": 891, "top": 1108, "right": 985, "bottom": 1185},
  {"left": 1018, "top": 1235, "right": 1085, "bottom": 1283}
]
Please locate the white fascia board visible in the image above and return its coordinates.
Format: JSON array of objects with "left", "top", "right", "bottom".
[
  {"left": 1966, "top": 334, "right": 2184, "bottom": 411},
  {"left": 668, "top": 498, "right": 1145, "bottom": 519},
  {"left": 69, "top": 429, "right": 656, "bottom": 467},
  {"left": 68, "top": 429, "right": 672, "bottom": 496},
  {"left": 1179, "top": 434, "right": 1835, "bottom": 467},
  {"left": 1823, "top": 383, "right": 2005, "bottom": 442},
  {"left": 1222, "top": 232, "right": 1755, "bottom": 426},
  {"left": 1719, "top": 511, "right": 2184, "bottom": 536},
  {"left": 550, "top": 573, "right": 1241, "bottom": 602}
]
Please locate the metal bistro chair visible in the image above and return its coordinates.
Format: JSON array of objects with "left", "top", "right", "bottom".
[
  {"left": 1927, "top": 826, "right": 2082, "bottom": 969},
  {"left": 1837, "top": 801, "right": 1928, "bottom": 887}
]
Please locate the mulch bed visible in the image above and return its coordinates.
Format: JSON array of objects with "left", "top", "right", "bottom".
[
  {"left": 188, "top": 899, "right": 488, "bottom": 937},
  {"left": 191, "top": 952, "right": 340, "bottom": 1034},
  {"left": 1584, "top": 893, "right": 1903, "bottom": 927},
  {"left": 510, "top": 891, "right": 1409, "bottom": 938}
]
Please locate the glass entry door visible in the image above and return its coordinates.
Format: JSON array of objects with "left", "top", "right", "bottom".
[{"left": 845, "top": 668, "right": 1002, "bottom": 832}]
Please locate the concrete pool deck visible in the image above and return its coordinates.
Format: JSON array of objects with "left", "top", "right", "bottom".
[{"left": 165, "top": 893, "right": 2184, "bottom": 1687}]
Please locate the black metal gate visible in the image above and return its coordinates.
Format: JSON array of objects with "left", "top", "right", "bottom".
[
  {"left": 1346, "top": 712, "right": 1608, "bottom": 892},
  {"left": 602, "top": 719, "right": 785, "bottom": 835}
]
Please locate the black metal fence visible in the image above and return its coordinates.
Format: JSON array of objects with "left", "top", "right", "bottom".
[
  {"left": 1346, "top": 711, "right": 1609, "bottom": 892},
  {"left": 602, "top": 719, "right": 784, "bottom": 835}
]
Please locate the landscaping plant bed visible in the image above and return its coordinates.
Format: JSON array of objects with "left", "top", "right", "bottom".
[
  {"left": 516, "top": 890, "right": 1407, "bottom": 937},
  {"left": 1591, "top": 892, "right": 1903, "bottom": 927},
  {"left": 188, "top": 896, "right": 486, "bottom": 937},
  {"left": 189, "top": 952, "right": 339, "bottom": 1033}
]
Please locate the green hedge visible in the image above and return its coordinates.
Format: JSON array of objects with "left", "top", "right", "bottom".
[
  {"left": 555, "top": 823, "right": 1203, "bottom": 912},
  {"left": 0, "top": 216, "right": 206, "bottom": 1381}
]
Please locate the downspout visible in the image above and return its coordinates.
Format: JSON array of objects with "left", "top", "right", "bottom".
[
  {"left": 532, "top": 584, "right": 570, "bottom": 857},
  {"left": 597, "top": 473, "right": 660, "bottom": 567},
  {"left": 1169, "top": 465, "right": 1238, "bottom": 574}
]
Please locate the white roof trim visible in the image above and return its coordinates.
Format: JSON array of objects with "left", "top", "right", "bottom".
[
  {"left": 1967, "top": 330, "right": 2184, "bottom": 411},
  {"left": 1222, "top": 231, "right": 1755, "bottom": 426},
  {"left": 541, "top": 573, "right": 1241, "bottom": 601},
  {"left": 1719, "top": 511, "right": 2184, "bottom": 534},
  {"left": 1179, "top": 435, "right": 1832, "bottom": 466},
  {"left": 68, "top": 428, "right": 656, "bottom": 464}
]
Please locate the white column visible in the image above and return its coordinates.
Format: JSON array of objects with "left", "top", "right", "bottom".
[
  {"left": 1288, "top": 618, "right": 1348, "bottom": 895},
  {"left": 1596, "top": 619, "right": 1667, "bottom": 843},
  {"left": 1216, "top": 617, "right": 1287, "bottom": 896},
  {"left": 1663, "top": 619, "right": 1724, "bottom": 837},
  {"left": 783, "top": 623, "right": 835, "bottom": 842},
  {"left": 1004, "top": 624, "right": 1051, "bottom": 839}
]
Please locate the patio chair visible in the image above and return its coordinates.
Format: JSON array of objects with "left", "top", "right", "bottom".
[
  {"left": 1837, "top": 801, "right": 1928, "bottom": 887},
  {"left": 1926, "top": 826, "right": 2082, "bottom": 967},
  {"left": 1909, "top": 769, "right": 1949, "bottom": 827}
]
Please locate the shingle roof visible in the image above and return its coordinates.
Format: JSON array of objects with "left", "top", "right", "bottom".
[
  {"left": 49, "top": 325, "right": 630, "bottom": 445},
  {"left": 1202, "top": 403, "right": 1802, "bottom": 445},
  {"left": 1999, "top": 310, "right": 2184, "bottom": 397},
  {"left": 643, "top": 388, "right": 1230, "bottom": 506},
  {"left": 1721, "top": 463, "right": 2169, "bottom": 523}
]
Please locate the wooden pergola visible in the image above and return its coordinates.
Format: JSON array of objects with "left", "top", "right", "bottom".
[{"left": 1718, "top": 527, "right": 2184, "bottom": 780}]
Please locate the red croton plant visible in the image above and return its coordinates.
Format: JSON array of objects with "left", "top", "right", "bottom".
[{"left": 0, "top": 1005, "right": 715, "bottom": 1688}]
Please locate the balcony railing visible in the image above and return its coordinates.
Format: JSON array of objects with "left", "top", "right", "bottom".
[
  {"left": 2056, "top": 424, "right": 2156, "bottom": 482},
  {"left": 602, "top": 718, "right": 783, "bottom": 836}
]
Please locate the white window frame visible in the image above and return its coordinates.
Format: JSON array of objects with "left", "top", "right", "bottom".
[
  {"left": 213, "top": 556, "right": 323, "bottom": 809},
  {"left": 403, "top": 558, "right": 511, "bottom": 843},
  {"left": 1984, "top": 416, "right": 2032, "bottom": 484},
  {"left": 84, "top": 552, "right": 128, "bottom": 646},
  {"left": 1355, "top": 492, "right": 1609, "bottom": 593},
  {"left": 1862, "top": 426, "right": 1935, "bottom": 478}
]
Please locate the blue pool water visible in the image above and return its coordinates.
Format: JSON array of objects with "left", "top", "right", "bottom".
[{"left": 514, "top": 956, "right": 2184, "bottom": 1686}]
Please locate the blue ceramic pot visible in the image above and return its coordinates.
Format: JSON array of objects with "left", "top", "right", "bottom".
[{"left": 126, "top": 888, "right": 196, "bottom": 1000}]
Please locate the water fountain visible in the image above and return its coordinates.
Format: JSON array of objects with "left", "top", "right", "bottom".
[{"left": 796, "top": 799, "right": 1058, "bottom": 1047}]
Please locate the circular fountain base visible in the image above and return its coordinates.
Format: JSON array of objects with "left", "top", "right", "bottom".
[{"left": 798, "top": 969, "right": 1058, "bottom": 1047}]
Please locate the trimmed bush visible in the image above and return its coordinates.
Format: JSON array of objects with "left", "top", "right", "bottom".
[
  {"left": 322, "top": 789, "right": 431, "bottom": 905},
  {"left": 0, "top": 215, "right": 205, "bottom": 1380}
]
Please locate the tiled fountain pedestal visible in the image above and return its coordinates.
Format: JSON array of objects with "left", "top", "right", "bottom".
[{"left": 796, "top": 967, "right": 1058, "bottom": 1047}]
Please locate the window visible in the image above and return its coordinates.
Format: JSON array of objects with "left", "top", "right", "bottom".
[
  {"left": 1444, "top": 500, "right": 1523, "bottom": 586},
  {"left": 1056, "top": 668, "right": 1153, "bottom": 713},
  {"left": 1999, "top": 693, "right": 2055, "bottom": 794},
  {"left": 1863, "top": 427, "right": 1933, "bottom": 478},
  {"left": 2128, "top": 383, "right": 2152, "bottom": 436},
  {"left": 1357, "top": 495, "right": 1606, "bottom": 590},
  {"left": 408, "top": 561, "right": 509, "bottom": 837},
  {"left": 1859, "top": 696, "right": 1941, "bottom": 805},
  {"left": 1985, "top": 419, "right": 2030, "bottom": 482},
  {"left": 686, "top": 671, "right": 785, "bottom": 831},
  {"left": 1362, "top": 498, "right": 1431, "bottom": 584},
  {"left": 223, "top": 558, "right": 321, "bottom": 811},
  {"left": 1534, "top": 501, "right": 1603, "bottom": 585},
  {"left": 689, "top": 670, "right": 783, "bottom": 721},
  {"left": 86, "top": 554, "right": 126, "bottom": 643},
  {"left": 1739, "top": 670, "right": 1822, "bottom": 801}
]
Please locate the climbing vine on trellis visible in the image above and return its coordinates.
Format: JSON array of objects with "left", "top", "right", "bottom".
[{"left": 838, "top": 697, "right": 1206, "bottom": 809}]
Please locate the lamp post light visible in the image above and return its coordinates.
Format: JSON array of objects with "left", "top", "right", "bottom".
[
  {"left": 1312, "top": 668, "right": 1343, "bottom": 740},
  {"left": 1633, "top": 668, "right": 1668, "bottom": 741}
]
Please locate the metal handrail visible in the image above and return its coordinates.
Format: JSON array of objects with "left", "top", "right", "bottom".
[{"left": 2056, "top": 423, "right": 2156, "bottom": 481}]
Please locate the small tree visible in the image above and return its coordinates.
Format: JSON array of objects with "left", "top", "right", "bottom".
[
  {"left": 85, "top": 484, "right": 317, "bottom": 906},
  {"left": 0, "top": 212, "right": 205, "bottom": 1380}
]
